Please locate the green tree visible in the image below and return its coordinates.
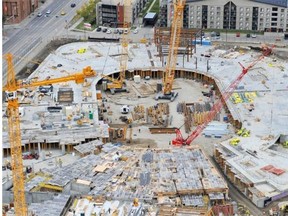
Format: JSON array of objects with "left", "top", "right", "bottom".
[{"left": 77, "top": 0, "right": 97, "bottom": 23}]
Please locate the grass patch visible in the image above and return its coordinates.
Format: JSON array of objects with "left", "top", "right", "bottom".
[
  {"left": 150, "top": 0, "right": 160, "bottom": 13},
  {"left": 139, "top": 0, "right": 155, "bottom": 17},
  {"left": 70, "top": 15, "right": 81, "bottom": 26},
  {"left": 76, "top": 20, "right": 97, "bottom": 31}
]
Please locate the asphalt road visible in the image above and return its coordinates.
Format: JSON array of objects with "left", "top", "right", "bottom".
[
  {"left": 209, "top": 32, "right": 288, "bottom": 45},
  {"left": 2, "top": 0, "right": 87, "bottom": 83}
]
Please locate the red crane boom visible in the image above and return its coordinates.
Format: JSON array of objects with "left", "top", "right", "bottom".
[{"left": 172, "top": 46, "right": 273, "bottom": 146}]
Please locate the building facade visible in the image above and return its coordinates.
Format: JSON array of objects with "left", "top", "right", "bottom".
[
  {"left": 96, "top": 0, "right": 148, "bottom": 27},
  {"left": 3, "top": 0, "right": 39, "bottom": 24},
  {"left": 159, "top": 0, "right": 288, "bottom": 32}
]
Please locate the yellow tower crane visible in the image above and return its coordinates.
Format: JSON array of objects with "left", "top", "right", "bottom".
[
  {"left": 155, "top": 0, "right": 186, "bottom": 101},
  {"left": 3, "top": 53, "right": 96, "bottom": 216},
  {"left": 101, "top": 0, "right": 131, "bottom": 95}
]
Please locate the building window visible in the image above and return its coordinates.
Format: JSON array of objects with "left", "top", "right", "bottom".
[
  {"left": 266, "top": 13, "right": 270, "bottom": 17},
  {"left": 211, "top": 6, "right": 214, "bottom": 10},
  {"left": 3, "top": 2, "right": 19, "bottom": 17},
  {"left": 197, "top": 6, "right": 201, "bottom": 10},
  {"left": 266, "top": 8, "right": 270, "bottom": 12},
  {"left": 246, "top": 8, "right": 250, "bottom": 12},
  {"left": 246, "top": 13, "right": 249, "bottom": 17},
  {"left": 281, "top": 9, "right": 284, "bottom": 12},
  {"left": 240, "top": 12, "right": 244, "bottom": 16},
  {"left": 272, "top": 7, "right": 278, "bottom": 11},
  {"left": 271, "top": 18, "right": 277, "bottom": 21},
  {"left": 240, "top": 7, "right": 243, "bottom": 11},
  {"left": 266, "top": 18, "right": 270, "bottom": 22},
  {"left": 260, "top": 13, "right": 264, "bottom": 17},
  {"left": 190, "top": 6, "right": 194, "bottom": 9},
  {"left": 240, "top": 17, "right": 243, "bottom": 21},
  {"left": 271, "top": 13, "right": 277, "bottom": 16},
  {"left": 217, "top": 7, "right": 221, "bottom": 11},
  {"left": 240, "top": 22, "right": 243, "bottom": 26},
  {"left": 260, "top": 8, "right": 264, "bottom": 12}
]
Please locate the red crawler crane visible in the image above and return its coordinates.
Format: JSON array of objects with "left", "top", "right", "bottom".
[{"left": 172, "top": 46, "right": 273, "bottom": 146}]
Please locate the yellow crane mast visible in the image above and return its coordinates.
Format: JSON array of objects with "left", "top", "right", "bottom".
[
  {"left": 155, "top": 0, "right": 186, "bottom": 101},
  {"left": 3, "top": 53, "right": 96, "bottom": 216},
  {"left": 101, "top": 0, "right": 130, "bottom": 94}
]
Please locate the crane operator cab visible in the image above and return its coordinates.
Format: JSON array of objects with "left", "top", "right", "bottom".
[{"left": 5, "top": 91, "right": 17, "bottom": 101}]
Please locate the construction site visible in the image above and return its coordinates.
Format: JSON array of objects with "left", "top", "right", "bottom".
[{"left": 2, "top": 2, "right": 288, "bottom": 216}]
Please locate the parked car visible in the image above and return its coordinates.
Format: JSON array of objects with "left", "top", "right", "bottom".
[
  {"left": 133, "top": 29, "right": 138, "bottom": 34},
  {"left": 251, "top": 34, "right": 257, "bottom": 38},
  {"left": 236, "top": 32, "right": 240, "bottom": 37},
  {"left": 96, "top": 27, "right": 102, "bottom": 32},
  {"left": 107, "top": 29, "right": 112, "bottom": 34},
  {"left": 118, "top": 29, "right": 123, "bottom": 34},
  {"left": 37, "top": 12, "right": 42, "bottom": 17},
  {"left": 215, "top": 31, "right": 221, "bottom": 39},
  {"left": 71, "top": 3, "right": 76, "bottom": 8},
  {"left": 46, "top": 9, "right": 51, "bottom": 14},
  {"left": 246, "top": 33, "right": 250, "bottom": 38},
  {"left": 61, "top": 11, "right": 66, "bottom": 16},
  {"left": 114, "top": 29, "right": 118, "bottom": 34},
  {"left": 102, "top": 28, "right": 107, "bottom": 33}
]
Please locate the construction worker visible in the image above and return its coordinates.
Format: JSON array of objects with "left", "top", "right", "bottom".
[{"left": 59, "top": 158, "right": 63, "bottom": 168}]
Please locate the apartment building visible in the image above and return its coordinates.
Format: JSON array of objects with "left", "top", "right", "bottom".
[
  {"left": 3, "top": 0, "right": 39, "bottom": 24},
  {"left": 159, "top": 0, "right": 288, "bottom": 32},
  {"left": 96, "top": 0, "right": 148, "bottom": 27}
]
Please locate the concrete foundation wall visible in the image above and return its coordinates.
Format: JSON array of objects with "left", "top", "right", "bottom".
[
  {"left": 3, "top": 191, "right": 54, "bottom": 204},
  {"left": 71, "top": 182, "right": 91, "bottom": 194},
  {"left": 252, "top": 195, "right": 266, "bottom": 208}
]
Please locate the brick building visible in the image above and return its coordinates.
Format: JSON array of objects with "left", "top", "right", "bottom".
[{"left": 3, "top": 0, "right": 39, "bottom": 24}]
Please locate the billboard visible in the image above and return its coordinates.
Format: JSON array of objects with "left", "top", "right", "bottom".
[{"left": 252, "top": 0, "right": 288, "bottom": 8}]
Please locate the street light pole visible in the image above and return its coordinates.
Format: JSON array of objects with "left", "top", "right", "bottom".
[{"left": 207, "top": 59, "right": 210, "bottom": 72}]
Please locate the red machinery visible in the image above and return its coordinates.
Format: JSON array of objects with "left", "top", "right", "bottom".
[{"left": 172, "top": 46, "right": 273, "bottom": 146}]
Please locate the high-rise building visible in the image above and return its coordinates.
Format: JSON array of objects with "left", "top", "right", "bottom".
[
  {"left": 3, "top": 0, "right": 39, "bottom": 24},
  {"left": 159, "top": 0, "right": 288, "bottom": 32}
]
